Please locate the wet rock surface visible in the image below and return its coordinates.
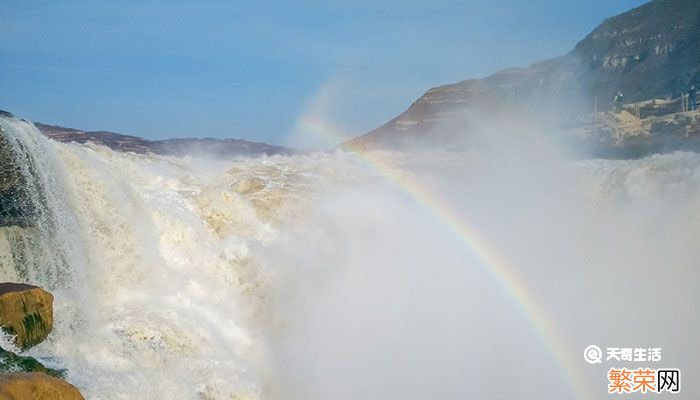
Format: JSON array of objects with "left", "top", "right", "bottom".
[
  {"left": 0, "top": 283, "right": 53, "bottom": 350},
  {"left": 0, "top": 128, "right": 34, "bottom": 228},
  {"left": 0, "top": 372, "right": 84, "bottom": 400},
  {"left": 0, "top": 349, "right": 63, "bottom": 378}
]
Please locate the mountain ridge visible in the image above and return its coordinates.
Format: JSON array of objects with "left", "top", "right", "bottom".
[
  {"left": 30, "top": 120, "right": 295, "bottom": 158},
  {"left": 344, "top": 0, "right": 700, "bottom": 154}
]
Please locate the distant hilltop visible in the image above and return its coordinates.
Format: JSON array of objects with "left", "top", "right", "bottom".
[
  {"left": 32, "top": 121, "right": 295, "bottom": 158},
  {"left": 1, "top": 110, "right": 295, "bottom": 158},
  {"left": 344, "top": 0, "right": 700, "bottom": 157}
]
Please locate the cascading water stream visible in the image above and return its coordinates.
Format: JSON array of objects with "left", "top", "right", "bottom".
[
  {"left": 0, "top": 112, "right": 698, "bottom": 399},
  {"left": 0, "top": 113, "right": 86, "bottom": 291},
  {"left": 0, "top": 112, "right": 315, "bottom": 398}
]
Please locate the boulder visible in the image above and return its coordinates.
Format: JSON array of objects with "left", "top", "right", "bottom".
[
  {"left": 0, "top": 283, "right": 53, "bottom": 349},
  {"left": 0, "top": 349, "right": 63, "bottom": 378},
  {"left": 0, "top": 372, "right": 84, "bottom": 400}
]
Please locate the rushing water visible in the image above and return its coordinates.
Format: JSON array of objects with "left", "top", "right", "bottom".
[{"left": 0, "top": 114, "right": 698, "bottom": 399}]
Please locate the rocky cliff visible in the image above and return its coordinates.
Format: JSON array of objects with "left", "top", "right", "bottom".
[
  {"left": 344, "top": 0, "right": 700, "bottom": 153},
  {"left": 0, "top": 126, "right": 34, "bottom": 228}
]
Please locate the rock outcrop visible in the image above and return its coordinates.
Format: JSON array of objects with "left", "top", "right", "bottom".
[
  {"left": 0, "top": 125, "right": 34, "bottom": 228},
  {"left": 0, "top": 373, "right": 84, "bottom": 400},
  {"left": 0, "top": 349, "right": 63, "bottom": 378},
  {"left": 566, "top": 109, "right": 700, "bottom": 158},
  {"left": 344, "top": 0, "right": 700, "bottom": 155},
  {"left": 0, "top": 285, "right": 82, "bottom": 398},
  {"left": 0, "top": 283, "right": 53, "bottom": 350}
]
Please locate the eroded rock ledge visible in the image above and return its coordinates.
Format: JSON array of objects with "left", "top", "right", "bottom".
[
  {"left": 0, "top": 372, "right": 84, "bottom": 400},
  {"left": 0, "top": 283, "right": 53, "bottom": 350}
]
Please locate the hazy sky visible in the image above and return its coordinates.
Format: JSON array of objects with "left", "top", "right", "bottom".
[{"left": 1, "top": 0, "right": 647, "bottom": 145}]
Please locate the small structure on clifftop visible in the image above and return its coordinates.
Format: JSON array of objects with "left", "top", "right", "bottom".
[{"left": 612, "top": 91, "right": 625, "bottom": 113}]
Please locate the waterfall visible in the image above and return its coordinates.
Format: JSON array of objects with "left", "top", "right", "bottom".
[
  {"left": 0, "top": 114, "right": 86, "bottom": 290},
  {"left": 1, "top": 112, "right": 699, "bottom": 399}
]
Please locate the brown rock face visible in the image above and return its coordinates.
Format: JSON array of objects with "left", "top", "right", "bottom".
[
  {"left": 0, "top": 127, "right": 35, "bottom": 228},
  {"left": 344, "top": 0, "right": 700, "bottom": 154},
  {"left": 0, "top": 283, "right": 53, "bottom": 349},
  {"left": 0, "top": 372, "right": 84, "bottom": 400}
]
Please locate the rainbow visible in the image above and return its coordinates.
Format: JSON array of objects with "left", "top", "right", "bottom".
[{"left": 295, "top": 115, "right": 594, "bottom": 400}]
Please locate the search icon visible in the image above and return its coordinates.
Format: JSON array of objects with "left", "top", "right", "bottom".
[{"left": 584, "top": 345, "right": 603, "bottom": 364}]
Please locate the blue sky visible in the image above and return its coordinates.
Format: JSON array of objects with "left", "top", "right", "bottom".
[{"left": 1, "top": 0, "right": 647, "bottom": 146}]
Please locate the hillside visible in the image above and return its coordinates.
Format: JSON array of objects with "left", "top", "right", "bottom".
[
  {"left": 344, "top": 0, "right": 700, "bottom": 154},
  {"left": 33, "top": 122, "right": 294, "bottom": 158}
]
